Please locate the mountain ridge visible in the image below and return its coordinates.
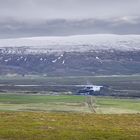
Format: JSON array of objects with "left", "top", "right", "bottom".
[
  {"left": 0, "top": 34, "right": 140, "bottom": 76},
  {"left": 0, "top": 34, "right": 140, "bottom": 53}
]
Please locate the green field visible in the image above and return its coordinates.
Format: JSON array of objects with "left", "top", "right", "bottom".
[
  {"left": 0, "top": 94, "right": 140, "bottom": 114},
  {"left": 0, "top": 112, "right": 139, "bottom": 140},
  {"left": 0, "top": 95, "right": 140, "bottom": 139},
  {"left": 0, "top": 75, "right": 140, "bottom": 139}
]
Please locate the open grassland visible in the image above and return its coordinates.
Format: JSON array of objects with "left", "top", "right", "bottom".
[
  {"left": 0, "top": 94, "right": 139, "bottom": 114},
  {"left": 0, "top": 94, "right": 139, "bottom": 139},
  {"left": 0, "top": 112, "right": 139, "bottom": 140}
]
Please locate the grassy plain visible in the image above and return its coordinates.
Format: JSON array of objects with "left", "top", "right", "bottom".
[
  {"left": 0, "top": 94, "right": 139, "bottom": 140},
  {"left": 0, "top": 112, "right": 139, "bottom": 140},
  {"left": 0, "top": 94, "right": 139, "bottom": 113},
  {"left": 0, "top": 75, "right": 140, "bottom": 139}
]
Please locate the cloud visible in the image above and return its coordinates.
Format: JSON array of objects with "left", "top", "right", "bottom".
[
  {"left": 0, "top": 0, "right": 140, "bottom": 37},
  {"left": 0, "top": 17, "right": 140, "bottom": 38},
  {"left": 0, "top": 0, "right": 140, "bottom": 20}
]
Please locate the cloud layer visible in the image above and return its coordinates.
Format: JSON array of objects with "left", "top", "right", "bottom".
[
  {"left": 0, "top": 0, "right": 140, "bottom": 20},
  {"left": 0, "top": 0, "right": 140, "bottom": 38}
]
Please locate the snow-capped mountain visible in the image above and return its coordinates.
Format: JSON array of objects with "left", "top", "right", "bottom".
[
  {"left": 0, "top": 34, "right": 140, "bottom": 54},
  {"left": 0, "top": 34, "right": 140, "bottom": 76}
]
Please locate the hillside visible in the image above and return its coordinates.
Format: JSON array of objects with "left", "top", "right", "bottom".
[{"left": 0, "top": 34, "right": 140, "bottom": 76}]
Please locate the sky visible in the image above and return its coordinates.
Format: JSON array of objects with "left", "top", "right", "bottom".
[{"left": 0, "top": 0, "right": 140, "bottom": 38}]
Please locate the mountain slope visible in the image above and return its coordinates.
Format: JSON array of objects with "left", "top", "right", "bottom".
[{"left": 0, "top": 34, "right": 140, "bottom": 76}]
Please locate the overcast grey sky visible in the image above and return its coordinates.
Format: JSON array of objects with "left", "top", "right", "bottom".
[{"left": 0, "top": 0, "right": 140, "bottom": 38}]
